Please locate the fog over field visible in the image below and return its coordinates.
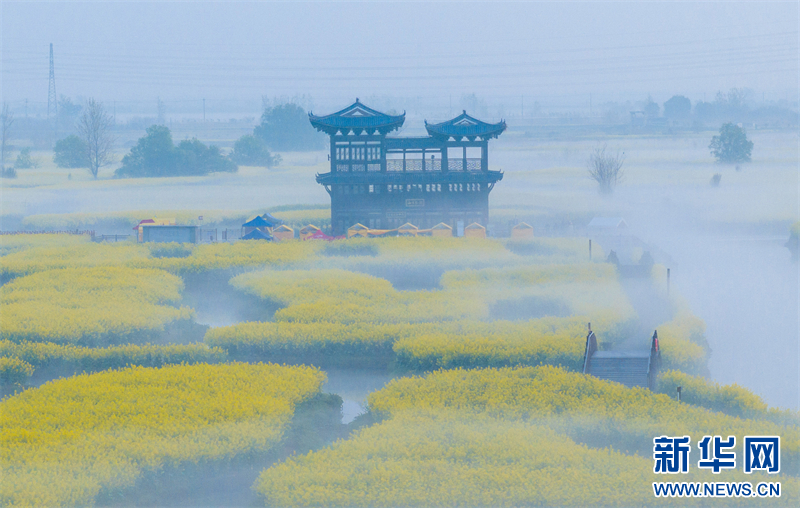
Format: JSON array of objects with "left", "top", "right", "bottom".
[{"left": 2, "top": 2, "right": 797, "bottom": 113}]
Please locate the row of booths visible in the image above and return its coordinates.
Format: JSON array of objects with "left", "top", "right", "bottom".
[
  {"left": 345, "top": 221, "right": 534, "bottom": 240},
  {"left": 135, "top": 214, "right": 535, "bottom": 243}
]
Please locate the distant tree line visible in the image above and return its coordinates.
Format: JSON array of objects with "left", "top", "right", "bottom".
[
  {"left": 635, "top": 88, "right": 798, "bottom": 128},
  {"left": 115, "top": 125, "right": 235, "bottom": 178},
  {"left": 50, "top": 99, "right": 323, "bottom": 178}
]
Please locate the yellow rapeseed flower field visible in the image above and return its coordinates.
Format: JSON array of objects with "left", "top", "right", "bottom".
[
  {"left": 0, "top": 266, "right": 192, "bottom": 345},
  {"left": 257, "top": 412, "right": 658, "bottom": 507},
  {"left": 1, "top": 362, "right": 325, "bottom": 507},
  {"left": 231, "top": 268, "right": 488, "bottom": 324},
  {"left": 368, "top": 366, "right": 800, "bottom": 472},
  {"left": 0, "top": 242, "right": 151, "bottom": 277},
  {"left": 257, "top": 366, "right": 799, "bottom": 506},
  {"left": 0, "top": 339, "right": 227, "bottom": 372},
  {"left": 0, "top": 233, "right": 91, "bottom": 256}
]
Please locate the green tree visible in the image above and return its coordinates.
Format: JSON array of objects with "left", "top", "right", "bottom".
[
  {"left": 57, "top": 95, "right": 83, "bottom": 132},
  {"left": 643, "top": 95, "right": 660, "bottom": 118},
  {"left": 231, "top": 134, "right": 280, "bottom": 167},
  {"left": 14, "top": 148, "right": 37, "bottom": 169},
  {"left": 54, "top": 135, "right": 90, "bottom": 168},
  {"left": 254, "top": 103, "right": 323, "bottom": 151},
  {"left": 115, "top": 125, "right": 236, "bottom": 178},
  {"left": 663, "top": 95, "right": 691, "bottom": 119},
  {"left": 176, "top": 138, "right": 236, "bottom": 175},
  {"left": 116, "top": 125, "right": 179, "bottom": 177},
  {"left": 709, "top": 122, "right": 753, "bottom": 163}
]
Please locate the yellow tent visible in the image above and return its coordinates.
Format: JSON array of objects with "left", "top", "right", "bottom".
[
  {"left": 397, "top": 222, "right": 419, "bottom": 236},
  {"left": 464, "top": 222, "right": 486, "bottom": 239},
  {"left": 272, "top": 224, "right": 294, "bottom": 241},
  {"left": 431, "top": 222, "right": 453, "bottom": 237},
  {"left": 300, "top": 224, "right": 321, "bottom": 240},
  {"left": 511, "top": 222, "right": 534, "bottom": 239},
  {"left": 347, "top": 223, "right": 370, "bottom": 238}
]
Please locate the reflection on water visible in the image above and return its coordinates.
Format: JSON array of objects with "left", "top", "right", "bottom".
[{"left": 322, "top": 368, "right": 395, "bottom": 423}]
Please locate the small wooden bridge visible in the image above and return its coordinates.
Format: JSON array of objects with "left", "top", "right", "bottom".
[{"left": 582, "top": 326, "right": 661, "bottom": 390}]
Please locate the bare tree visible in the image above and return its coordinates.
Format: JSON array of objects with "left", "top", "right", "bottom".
[
  {"left": 1, "top": 102, "right": 13, "bottom": 170},
  {"left": 77, "top": 98, "right": 115, "bottom": 178},
  {"left": 587, "top": 144, "right": 624, "bottom": 194}
]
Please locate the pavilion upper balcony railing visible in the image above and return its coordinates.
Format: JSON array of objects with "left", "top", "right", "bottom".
[{"left": 384, "top": 158, "right": 482, "bottom": 172}]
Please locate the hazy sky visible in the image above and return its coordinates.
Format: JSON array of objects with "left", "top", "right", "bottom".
[{"left": 2, "top": 1, "right": 798, "bottom": 113}]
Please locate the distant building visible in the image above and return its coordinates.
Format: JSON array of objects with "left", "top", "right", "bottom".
[
  {"left": 588, "top": 217, "right": 628, "bottom": 236},
  {"left": 141, "top": 225, "right": 198, "bottom": 244},
  {"left": 133, "top": 218, "right": 175, "bottom": 242},
  {"left": 310, "top": 100, "right": 506, "bottom": 236}
]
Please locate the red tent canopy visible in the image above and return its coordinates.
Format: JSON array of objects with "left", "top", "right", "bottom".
[{"left": 306, "top": 230, "right": 335, "bottom": 241}]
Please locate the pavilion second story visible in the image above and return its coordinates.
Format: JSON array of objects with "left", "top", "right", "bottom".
[{"left": 309, "top": 100, "right": 506, "bottom": 181}]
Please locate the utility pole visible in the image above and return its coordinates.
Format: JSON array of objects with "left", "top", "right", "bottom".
[{"left": 47, "top": 43, "right": 57, "bottom": 129}]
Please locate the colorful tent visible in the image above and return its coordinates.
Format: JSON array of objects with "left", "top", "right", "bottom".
[
  {"left": 241, "top": 229, "right": 273, "bottom": 241},
  {"left": 464, "top": 222, "right": 486, "bottom": 239},
  {"left": 431, "top": 222, "right": 453, "bottom": 237},
  {"left": 511, "top": 222, "right": 534, "bottom": 239},
  {"left": 261, "top": 212, "right": 284, "bottom": 225},
  {"left": 347, "top": 223, "right": 370, "bottom": 238},
  {"left": 300, "top": 224, "right": 321, "bottom": 240},
  {"left": 272, "top": 224, "right": 294, "bottom": 241},
  {"left": 242, "top": 215, "right": 274, "bottom": 228},
  {"left": 397, "top": 223, "right": 419, "bottom": 236},
  {"left": 307, "top": 230, "right": 335, "bottom": 241}
]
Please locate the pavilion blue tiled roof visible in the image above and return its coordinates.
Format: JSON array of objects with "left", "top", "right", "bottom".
[
  {"left": 309, "top": 99, "right": 405, "bottom": 135},
  {"left": 425, "top": 111, "right": 506, "bottom": 140}
]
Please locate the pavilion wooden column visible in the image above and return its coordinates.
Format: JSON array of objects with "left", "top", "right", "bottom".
[{"left": 330, "top": 138, "right": 336, "bottom": 172}]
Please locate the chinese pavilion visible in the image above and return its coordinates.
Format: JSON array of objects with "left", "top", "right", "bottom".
[{"left": 310, "top": 99, "right": 506, "bottom": 236}]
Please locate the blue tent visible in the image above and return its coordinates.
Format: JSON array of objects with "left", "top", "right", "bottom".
[
  {"left": 261, "top": 213, "right": 284, "bottom": 225},
  {"left": 242, "top": 215, "right": 274, "bottom": 228},
  {"left": 241, "top": 229, "right": 273, "bottom": 241}
]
